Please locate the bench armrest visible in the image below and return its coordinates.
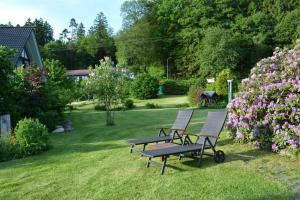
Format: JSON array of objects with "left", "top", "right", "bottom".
[{"left": 183, "top": 132, "right": 198, "bottom": 137}]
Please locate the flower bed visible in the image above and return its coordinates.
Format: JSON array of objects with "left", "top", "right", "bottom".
[{"left": 227, "top": 42, "right": 300, "bottom": 155}]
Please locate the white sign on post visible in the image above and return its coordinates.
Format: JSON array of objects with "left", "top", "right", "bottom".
[{"left": 0, "top": 114, "right": 11, "bottom": 137}]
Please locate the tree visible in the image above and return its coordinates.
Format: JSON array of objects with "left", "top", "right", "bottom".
[
  {"left": 69, "top": 18, "right": 78, "bottom": 41},
  {"left": 59, "top": 28, "right": 70, "bottom": 43},
  {"left": 215, "top": 69, "right": 237, "bottom": 97},
  {"left": 0, "top": 46, "right": 15, "bottom": 115},
  {"left": 198, "top": 27, "right": 254, "bottom": 77},
  {"left": 24, "top": 18, "right": 54, "bottom": 46},
  {"left": 76, "top": 22, "right": 85, "bottom": 39},
  {"left": 87, "top": 57, "right": 126, "bottom": 126},
  {"left": 120, "top": 0, "right": 150, "bottom": 28},
  {"left": 275, "top": 9, "right": 300, "bottom": 47},
  {"left": 115, "top": 18, "right": 162, "bottom": 71},
  {"left": 87, "top": 12, "right": 116, "bottom": 62},
  {"left": 43, "top": 59, "right": 74, "bottom": 90}
]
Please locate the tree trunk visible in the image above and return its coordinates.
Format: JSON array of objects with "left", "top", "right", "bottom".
[{"left": 106, "top": 109, "right": 114, "bottom": 126}]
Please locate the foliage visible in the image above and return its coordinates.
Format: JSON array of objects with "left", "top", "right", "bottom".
[
  {"left": 131, "top": 73, "right": 159, "bottom": 99},
  {"left": 148, "top": 65, "right": 165, "bottom": 80},
  {"left": 206, "top": 83, "right": 215, "bottom": 91},
  {"left": 275, "top": 9, "right": 300, "bottom": 47},
  {"left": 160, "top": 80, "right": 189, "bottom": 95},
  {"left": 41, "top": 13, "right": 115, "bottom": 70},
  {"left": 123, "top": 99, "right": 135, "bottom": 110},
  {"left": 145, "top": 103, "right": 160, "bottom": 109},
  {"left": 44, "top": 59, "right": 74, "bottom": 89},
  {"left": 198, "top": 28, "right": 252, "bottom": 77},
  {"left": 187, "top": 85, "right": 204, "bottom": 107},
  {"left": 15, "top": 118, "right": 49, "bottom": 156},
  {"left": 0, "top": 134, "right": 18, "bottom": 162},
  {"left": 215, "top": 69, "right": 237, "bottom": 97},
  {"left": 175, "top": 103, "right": 190, "bottom": 108},
  {"left": 74, "top": 79, "right": 91, "bottom": 101},
  {"left": 36, "top": 111, "right": 60, "bottom": 132},
  {"left": 117, "top": 0, "right": 300, "bottom": 79},
  {"left": 94, "top": 104, "right": 106, "bottom": 111},
  {"left": 44, "top": 59, "right": 75, "bottom": 102},
  {"left": 0, "top": 46, "right": 16, "bottom": 115},
  {"left": 227, "top": 41, "right": 300, "bottom": 154},
  {"left": 24, "top": 18, "right": 54, "bottom": 46},
  {"left": 87, "top": 57, "right": 126, "bottom": 125},
  {"left": 8, "top": 62, "right": 72, "bottom": 130},
  {"left": 115, "top": 18, "right": 162, "bottom": 70}
]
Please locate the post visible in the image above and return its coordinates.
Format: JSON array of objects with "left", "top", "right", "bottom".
[
  {"left": 166, "top": 57, "right": 171, "bottom": 80},
  {"left": 227, "top": 80, "right": 233, "bottom": 103},
  {"left": 0, "top": 114, "right": 11, "bottom": 137}
]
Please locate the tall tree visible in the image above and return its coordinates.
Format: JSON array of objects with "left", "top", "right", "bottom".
[
  {"left": 120, "top": 0, "right": 150, "bottom": 29},
  {"left": 59, "top": 28, "right": 70, "bottom": 43},
  {"left": 76, "top": 22, "right": 85, "bottom": 39},
  {"left": 87, "top": 12, "right": 115, "bottom": 62},
  {"left": 24, "top": 18, "right": 54, "bottom": 46},
  {"left": 69, "top": 18, "right": 78, "bottom": 41}
]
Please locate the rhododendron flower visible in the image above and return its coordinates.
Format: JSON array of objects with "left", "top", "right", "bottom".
[
  {"left": 272, "top": 144, "right": 279, "bottom": 152},
  {"left": 227, "top": 42, "right": 300, "bottom": 154}
]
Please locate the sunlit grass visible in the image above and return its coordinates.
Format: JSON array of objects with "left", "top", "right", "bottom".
[{"left": 0, "top": 99, "right": 299, "bottom": 199}]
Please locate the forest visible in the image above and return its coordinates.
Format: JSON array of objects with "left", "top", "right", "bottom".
[{"left": 2, "top": 0, "right": 300, "bottom": 80}]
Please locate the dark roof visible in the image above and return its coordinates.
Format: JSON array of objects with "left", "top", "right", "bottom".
[
  {"left": 0, "top": 27, "right": 34, "bottom": 65},
  {"left": 67, "top": 69, "right": 90, "bottom": 76},
  {"left": 202, "top": 91, "right": 217, "bottom": 97}
]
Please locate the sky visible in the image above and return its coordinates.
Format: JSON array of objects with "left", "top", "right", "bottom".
[{"left": 0, "top": 0, "right": 126, "bottom": 38}]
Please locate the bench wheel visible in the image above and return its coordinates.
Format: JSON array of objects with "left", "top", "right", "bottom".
[{"left": 214, "top": 150, "right": 225, "bottom": 163}]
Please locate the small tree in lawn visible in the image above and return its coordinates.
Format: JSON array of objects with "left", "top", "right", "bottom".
[{"left": 88, "top": 57, "right": 125, "bottom": 126}]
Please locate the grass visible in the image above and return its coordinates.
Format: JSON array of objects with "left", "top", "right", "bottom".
[
  {"left": 71, "top": 95, "right": 189, "bottom": 110},
  {"left": 133, "top": 95, "right": 189, "bottom": 108},
  {"left": 1, "top": 97, "right": 300, "bottom": 199}
]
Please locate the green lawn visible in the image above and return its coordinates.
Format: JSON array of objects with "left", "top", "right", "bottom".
[
  {"left": 71, "top": 95, "right": 189, "bottom": 110},
  {"left": 0, "top": 99, "right": 300, "bottom": 199}
]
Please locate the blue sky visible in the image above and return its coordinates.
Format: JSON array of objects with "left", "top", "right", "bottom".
[{"left": 0, "top": 0, "right": 126, "bottom": 38}]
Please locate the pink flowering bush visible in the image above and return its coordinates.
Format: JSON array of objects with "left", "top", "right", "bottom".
[{"left": 227, "top": 41, "right": 300, "bottom": 155}]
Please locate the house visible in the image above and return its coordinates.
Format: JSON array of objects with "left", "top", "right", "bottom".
[
  {"left": 67, "top": 69, "right": 90, "bottom": 81},
  {"left": 0, "top": 27, "right": 43, "bottom": 68}
]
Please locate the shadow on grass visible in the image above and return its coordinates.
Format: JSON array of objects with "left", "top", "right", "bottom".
[
  {"left": 217, "top": 138, "right": 233, "bottom": 146},
  {"left": 61, "top": 142, "right": 127, "bottom": 154},
  {"left": 170, "top": 148, "right": 271, "bottom": 170}
]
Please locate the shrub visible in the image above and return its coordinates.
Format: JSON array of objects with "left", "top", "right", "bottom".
[
  {"left": 160, "top": 80, "right": 189, "bottom": 95},
  {"left": 188, "top": 78, "right": 207, "bottom": 89},
  {"left": 227, "top": 42, "right": 300, "bottom": 155},
  {"left": 123, "top": 99, "right": 135, "bottom": 110},
  {"left": 175, "top": 103, "right": 190, "bottom": 108},
  {"left": 37, "top": 111, "right": 61, "bottom": 131},
  {"left": 74, "top": 79, "right": 91, "bottom": 101},
  {"left": 0, "top": 134, "right": 17, "bottom": 162},
  {"left": 131, "top": 73, "right": 159, "bottom": 99},
  {"left": 206, "top": 82, "right": 215, "bottom": 91},
  {"left": 215, "top": 69, "right": 237, "bottom": 97},
  {"left": 188, "top": 85, "right": 204, "bottom": 106},
  {"left": 94, "top": 104, "right": 106, "bottom": 111},
  {"left": 15, "top": 118, "right": 49, "bottom": 155},
  {"left": 148, "top": 66, "right": 164, "bottom": 80},
  {"left": 12, "top": 63, "right": 72, "bottom": 130},
  {"left": 145, "top": 103, "right": 160, "bottom": 109}
]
